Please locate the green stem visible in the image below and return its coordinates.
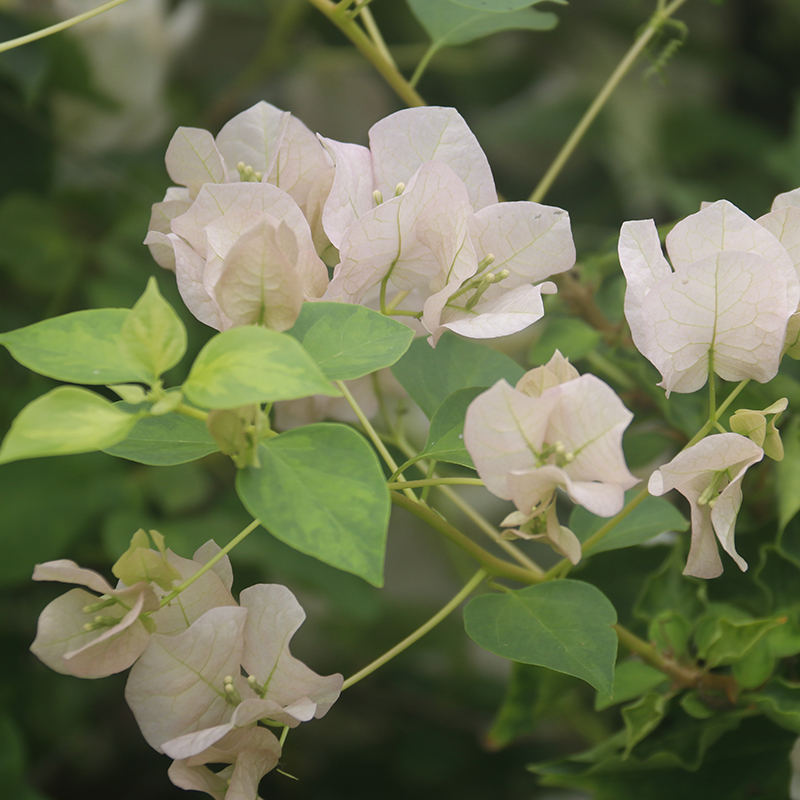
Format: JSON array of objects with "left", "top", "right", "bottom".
[
  {"left": 335, "top": 380, "right": 417, "bottom": 501},
  {"left": 175, "top": 403, "right": 209, "bottom": 422},
  {"left": 358, "top": 5, "right": 396, "bottom": 69},
  {"left": 409, "top": 44, "right": 439, "bottom": 89},
  {"left": 0, "top": 0, "right": 133, "bottom": 54},
  {"left": 342, "top": 568, "right": 487, "bottom": 690},
  {"left": 391, "top": 492, "right": 542, "bottom": 584},
  {"left": 528, "top": 0, "right": 690, "bottom": 203},
  {"left": 394, "top": 434, "right": 545, "bottom": 576},
  {"left": 159, "top": 519, "right": 260, "bottom": 608},
  {"left": 305, "top": 0, "right": 425, "bottom": 107},
  {"left": 387, "top": 478, "right": 484, "bottom": 490}
]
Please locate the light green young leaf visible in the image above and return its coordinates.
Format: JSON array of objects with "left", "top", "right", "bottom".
[
  {"left": 0, "top": 387, "right": 141, "bottom": 465},
  {"left": 570, "top": 492, "right": 688, "bottom": 555},
  {"left": 287, "top": 301, "right": 414, "bottom": 380},
  {"left": 391, "top": 331, "right": 524, "bottom": 418},
  {"left": 119, "top": 277, "right": 187, "bottom": 383},
  {"left": 463, "top": 580, "right": 617, "bottom": 694},
  {"left": 0, "top": 309, "right": 147, "bottom": 384},
  {"left": 182, "top": 326, "right": 338, "bottom": 409},
  {"left": 407, "top": 0, "right": 559, "bottom": 49},
  {"left": 236, "top": 424, "right": 389, "bottom": 586}
]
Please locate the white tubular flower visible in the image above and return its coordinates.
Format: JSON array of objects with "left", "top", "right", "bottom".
[
  {"left": 648, "top": 433, "right": 764, "bottom": 579},
  {"left": 619, "top": 199, "right": 800, "bottom": 395}
]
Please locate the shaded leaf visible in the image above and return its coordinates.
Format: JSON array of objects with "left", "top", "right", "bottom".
[
  {"left": 287, "top": 302, "right": 414, "bottom": 380},
  {"left": 391, "top": 331, "right": 524, "bottom": 418},
  {"left": 570, "top": 491, "right": 688, "bottom": 555},
  {"left": 463, "top": 580, "right": 617, "bottom": 693}
]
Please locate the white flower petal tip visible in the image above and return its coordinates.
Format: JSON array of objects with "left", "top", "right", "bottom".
[{"left": 648, "top": 433, "right": 763, "bottom": 578}]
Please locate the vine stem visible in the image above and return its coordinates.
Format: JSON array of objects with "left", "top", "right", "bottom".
[
  {"left": 305, "top": 0, "right": 425, "bottom": 107},
  {"left": 0, "top": 0, "right": 133, "bottom": 54},
  {"left": 394, "top": 433, "right": 545, "bottom": 577},
  {"left": 387, "top": 478, "right": 484, "bottom": 490},
  {"left": 391, "top": 492, "right": 542, "bottom": 584},
  {"left": 335, "top": 380, "right": 417, "bottom": 501},
  {"left": 613, "top": 623, "right": 738, "bottom": 701},
  {"left": 159, "top": 519, "right": 261, "bottom": 608},
  {"left": 342, "top": 569, "right": 487, "bottom": 690},
  {"left": 528, "top": 0, "right": 690, "bottom": 203}
]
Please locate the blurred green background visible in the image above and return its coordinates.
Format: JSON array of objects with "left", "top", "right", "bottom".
[{"left": 1, "top": 0, "right": 800, "bottom": 797}]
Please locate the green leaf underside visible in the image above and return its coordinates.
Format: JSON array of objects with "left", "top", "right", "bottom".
[
  {"left": 463, "top": 580, "right": 617, "bottom": 694},
  {"left": 103, "top": 408, "right": 218, "bottom": 465},
  {"left": 0, "top": 386, "right": 140, "bottom": 465},
  {"left": 570, "top": 492, "right": 688, "bottom": 554},
  {"left": 287, "top": 302, "right": 415, "bottom": 380},
  {"left": 0, "top": 308, "right": 148, "bottom": 384},
  {"left": 182, "top": 326, "right": 338, "bottom": 409},
  {"left": 236, "top": 424, "right": 390, "bottom": 586},
  {"left": 407, "top": 0, "right": 558, "bottom": 49},
  {"left": 391, "top": 332, "right": 524, "bottom": 418}
]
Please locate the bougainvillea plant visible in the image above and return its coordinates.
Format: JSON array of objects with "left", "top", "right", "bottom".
[{"left": 4, "top": 0, "right": 800, "bottom": 797}]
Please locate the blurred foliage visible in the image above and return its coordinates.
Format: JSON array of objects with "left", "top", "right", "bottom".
[{"left": 1, "top": 0, "right": 800, "bottom": 797}]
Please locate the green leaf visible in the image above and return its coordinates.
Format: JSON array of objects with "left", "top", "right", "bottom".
[
  {"left": 529, "top": 317, "right": 602, "bottom": 365},
  {"left": 634, "top": 546, "right": 707, "bottom": 623},
  {"left": 531, "top": 714, "right": 794, "bottom": 800},
  {"left": 488, "top": 663, "right": 585, "bottom": 749},
  {"left": 694, "top": 611, "right": 785, "bottom": 668},
  {"left": 287, "top": 302, "right": 415, "bottom": 380},
  {"left": 570, "top": 492, "right": 688, "bottom": 555},
  {"left": 751, "top": 678, "right": 800, "bottom": 733},
  {"left": 647, "top": 610, "right": 692, "bottom": 661},
  {"left": 0, "top": 309, "right": 147, "bottom": 384},
  {"left": 463, "top": 580, "right": 618, "bottom": 694},
  {"left": 103, "top": 407, "right": 218, "bottom": 465},
  {"left": 414, "top": 387, "right": 483, "bottom": 469},
  {"left": 622, "top": 692, "right": 671, "bottom": 758},
  {"left": 391, "top": 331, "right": 524, "bottom": 418},
  {"left": 0, "top": 387, "right": 140, "bottom": 465},
  {"left": 182, "top": 326, "right": 339, "bottom": 409},
  {"left": 595, "top": 661, "right": 668, "bottom": 711},
  {"left": 777, "top": 416, "right": 800, "bottom": 531},
  {"left": 731, "top": 644, "right": 775, "bottom": 690},
  {"left": 407, "top": 0, "right": 558, "bottom": 49},
  {"left": 118, "top": 277, "right": 187, "bottom": 382},
  {"left": 236, "top": 424, "right": 390, "bottom": 586},
  {"left": 450, "top": 0, "right": 559, "bottom": 10}
]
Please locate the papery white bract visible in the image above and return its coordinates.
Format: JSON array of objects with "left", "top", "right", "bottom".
[
  {"left": 619, "top": 199, "right": 800, "bottom": 395},
  {"left": 464, "top": 352, "right": 637, "bottom": 562},
  {"left": 648, "top": 433, "right": 764, "bottom": 578}
]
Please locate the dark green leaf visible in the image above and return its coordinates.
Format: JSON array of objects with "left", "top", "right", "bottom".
[
  {"left": 751, "top": 678, "right": 800, "bottom": 733},
  {"left": 416, "top": 387, "right": 483, "bottom": 468},
  {"left": 287, "top": 302, "right": 414, "bottom": 380},
  {"left": 528, "top": 317, "right": 601, "bottom": 365},
  {"left": 103, "top": 407, "right": 218, "bottom": 465},
  {"left": 622, "top": 692, "right": 670, "bottom": 758},
  {"left": 391, "top": 331, "right": 524, "bottom": 418},
  {"left": 464, "top": 580, "right": 617, "bottom": 693},
  {"left": 236, "top": 424, "right": 390, "bottom": 586},
  {"left": 570, "top": 491, "right": 688, "bottom": 555}
]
